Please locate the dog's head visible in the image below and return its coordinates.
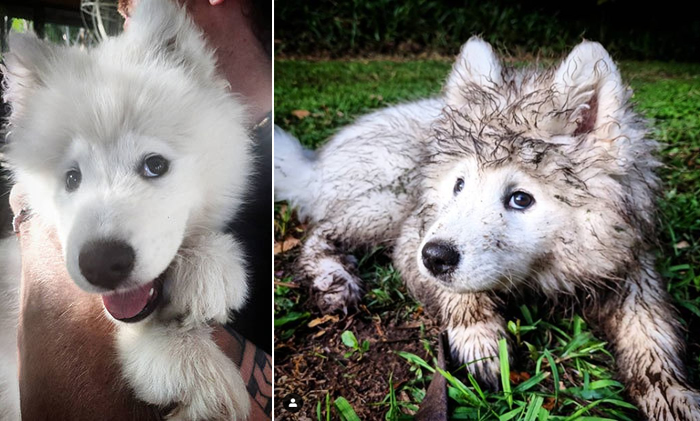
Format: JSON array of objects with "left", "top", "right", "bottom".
[
  {"left": 417, "top": 38, "right": 659, "bottom": 295},
  {"left": 2, "top": 0, "right": 250, "bottom": 319}
]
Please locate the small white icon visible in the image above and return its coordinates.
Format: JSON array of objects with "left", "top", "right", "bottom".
[{"left": 283, "top": 393, "right": 303, "bottom": 412}]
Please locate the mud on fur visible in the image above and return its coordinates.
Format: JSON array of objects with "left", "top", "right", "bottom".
[{"left": 275, "top": 38, "right": 700, "bottom": 420}]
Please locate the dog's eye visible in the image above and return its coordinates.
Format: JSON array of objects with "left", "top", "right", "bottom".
[
  {"left": 141, "top": 154, "right": 169, "bottom": 178},
  {"left": 65, "top": 169, "right": 81, "bottom": 192},
  {"left": 507, "top": 191, "right": 534, "bottom": 210},
  {"left": 453, "top": 178, "right": 464, "bottom": 195}
]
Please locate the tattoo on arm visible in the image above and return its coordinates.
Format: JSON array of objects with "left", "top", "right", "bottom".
[{"left": 225, "top": 325, "right": 272, "bottom": 418}]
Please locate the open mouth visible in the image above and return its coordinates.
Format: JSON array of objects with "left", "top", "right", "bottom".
[{"left": 101, "top": 273, "right": 165, "bottom": 323}]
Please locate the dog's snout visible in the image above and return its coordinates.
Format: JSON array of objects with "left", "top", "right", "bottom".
[
  {"left": 422, "top": 240, "right": 460, "bottom": 277},
  {"left": 79, "top": 240, "right": 135, "bottom": 290}
]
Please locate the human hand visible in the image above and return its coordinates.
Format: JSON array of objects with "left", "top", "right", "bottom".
[{"left": 10, "top": 183, "right": 161, "bottom": 420}]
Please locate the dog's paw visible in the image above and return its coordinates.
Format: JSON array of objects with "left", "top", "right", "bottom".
[
  {"left": 167, "top": 232, "right": 248, "bottom": 325},
  {"left": 311, "top": 256, "right": 362, "bottom": 314},
  {"left": 118, "top": 324, "right": 250, "bottom": 421},
  {"left": 447, "top": 324, "right": 503, "bottom": 390},
  {"left": 164, "top": 364, "right": 249, "bottom": 421},
  {"left": 635, "top": 384, "right": 700, "bottom": 421}
]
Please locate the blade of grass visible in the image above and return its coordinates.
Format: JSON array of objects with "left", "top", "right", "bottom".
[
  {"left": 522, "top": 396, "right": 544, "bottom": 421},
  {"left": 438, "top": 367, "right": 482, "bottom": 406},
  {"left": 543, "top": 349, "right": 559, "bottom": 402},
  {"left": 335, "top": 397, "right": 361, "bottom": 421},
  {"left": 513, "top": 371, "right": 549, "bottom": 393},
  {"left": 274, "top": 311, "right": 310, "bottom": 328},
  {"left": 499, "top": 405, "right": 524, "bottom": 421},
  {"left": 396, "top": 351, "right": 436, "bottom": 373},
  {"left": 326, "top": 393, "right": 331, "bottom": 421},
  {"left": 563, "top": 399, "right": 637, "bottom": 420},
  {"left": 499, "top": 338, "right": 513, "bottom": 408}
]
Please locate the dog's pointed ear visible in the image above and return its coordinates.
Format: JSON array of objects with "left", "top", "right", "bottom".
[
  {"left": 125, "top": 0, "right": 219, "bottom": 79},
  {"left": 2, "top": 32, "right": 56, "bottom": 117},
  {"left": 553, "top": 41, "right": 627, "bottom": 138},
  {"left": 444, "top": 37, "right": 502, "bottom": 106}
]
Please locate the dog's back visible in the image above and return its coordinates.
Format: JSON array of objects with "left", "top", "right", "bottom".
[{"left": 275, "top": 98, "right": 443, "bottom": 243}]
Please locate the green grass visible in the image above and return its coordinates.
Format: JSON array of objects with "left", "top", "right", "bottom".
[
  {"left": 274, "top": 60, "right": 450, "bottom": 147},
  {"left": 274, "top": 59, "right": 700, "bottom": 419}
]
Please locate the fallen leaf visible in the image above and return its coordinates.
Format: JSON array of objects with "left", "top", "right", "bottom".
[
  {"left": 373, "top": 319, "right": 385, "bottom": 337},
  {"left": 308, "top": 314, "right": 339, "bottom": 328},
  {"left": 675, "top": 240, "right": 690, "bottom": 249},
  {"left": 273, "top": 237, "right": 301, "bottom": 255},
  {"left": 510, "top": 371, "right": 531, "bottom": 384},
  {"left": 542, "top": 397, "right": 556, "bottom": 410},
  {"left": 313, "top": 330, "right": 327, "bottom": 338},
  {"left": 291, "top": 109, "right": 310, "bottom": 119}
]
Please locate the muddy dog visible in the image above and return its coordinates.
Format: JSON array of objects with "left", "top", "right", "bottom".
[{"left": 275, "top": 38, "right": 700, "bottom": 420}]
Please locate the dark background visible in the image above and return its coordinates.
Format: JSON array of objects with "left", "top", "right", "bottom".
[{"left": 276, "top": 0, "right": 700, "bottom": 61}]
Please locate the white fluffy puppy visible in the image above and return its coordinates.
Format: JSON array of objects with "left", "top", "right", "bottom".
[{"left": 1, "top": 0, "right": 251, "bottom": 419}]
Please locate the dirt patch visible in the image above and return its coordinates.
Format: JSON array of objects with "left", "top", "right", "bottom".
[{"left": 274, "top": 295, "right": 440, "bottom": 420}]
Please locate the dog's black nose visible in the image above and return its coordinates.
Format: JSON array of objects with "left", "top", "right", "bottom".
[
  {"left": 422, "top": 240, "right": 460, "bottom": 277},
  {"left": 79, "top": 240, "right": 135, "bottom": 290}
]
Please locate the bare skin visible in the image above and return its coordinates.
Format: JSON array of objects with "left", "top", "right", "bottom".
[
  {"left": 122, "top": 0, "right": 272, "bottom": 123},
  {"left": 10, "top": 185, "right": 159, "bottom": 420}
]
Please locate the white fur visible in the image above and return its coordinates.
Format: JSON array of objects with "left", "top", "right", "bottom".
[
  {"left": 444, "top": 38, "right": 503, "bottom": 106},
  {"left": 272, "top": 125, "right": 317, "bottom": 213},
  {"left": 0, "top": 0, "right": 251, "bottom": 419},
  {"left": 417, "top": 161, "right": 565, "bottom": 293},
  {"left": 117, "top": 323, "right": 249, "bottom": 420},
  {"left": 553, "top": 42, "right": 626, "bottom": 139},
  {"left": 447, "top": 322, "right": 504, "bottom": 387}
]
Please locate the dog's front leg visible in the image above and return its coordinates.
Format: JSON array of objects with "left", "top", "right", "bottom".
[
  {"left": 433, "top": 289, "right": 506, "bottom": 390},
  {"left": 297, "top": 223, "right": 363, "bottom": 314},
  {"left": 165, "top": 231, "right": 249, "bottom": 326},
  {"left": 596, "top": 255, "right": 700, "bottom": 421},
  {"left": 118, "top": 231, "right": 251, "bottom": 420},
  {"left": 117, "top": 323, "right": 250, "bottom": 421}
]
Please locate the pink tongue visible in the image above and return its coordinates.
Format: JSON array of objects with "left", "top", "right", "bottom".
[{"left": 102, "top": 281, "right": 155, "bottom": 320}]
